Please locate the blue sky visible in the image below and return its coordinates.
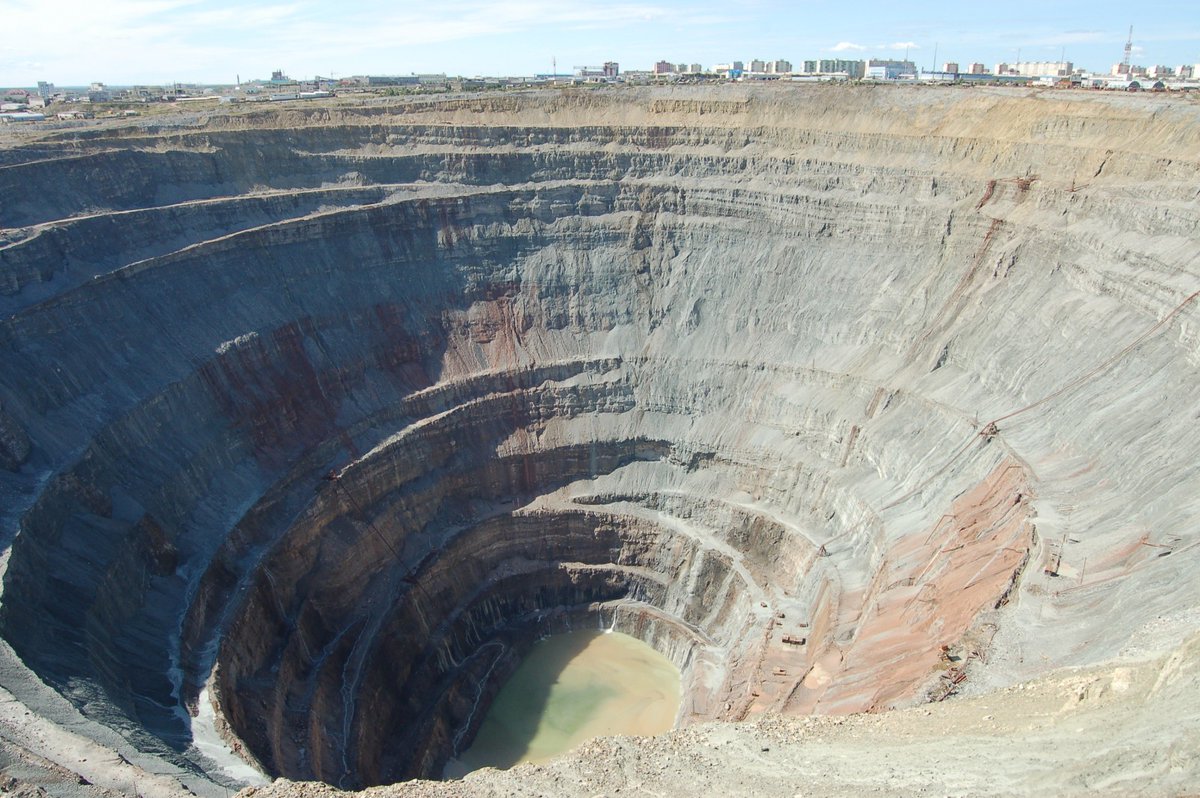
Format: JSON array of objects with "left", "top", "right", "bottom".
[{"left": 3, "top": 0, "right": 1198, "bottom": 86}]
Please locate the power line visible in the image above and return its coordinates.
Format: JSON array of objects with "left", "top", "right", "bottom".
[
  {"left": 324, "top": 471, "right": 400, "bottom": 559},
  {"left": 880, "top": 282, "right": 1200, "bottom": 512}
]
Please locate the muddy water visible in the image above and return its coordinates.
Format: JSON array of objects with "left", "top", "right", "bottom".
[{"left": 446, "top": 630, "right": 680, "bottom": 776}]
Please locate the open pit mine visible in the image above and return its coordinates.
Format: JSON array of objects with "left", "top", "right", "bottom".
[{"left": 0, "top": 85, "right": 1198, "bottom": 798}]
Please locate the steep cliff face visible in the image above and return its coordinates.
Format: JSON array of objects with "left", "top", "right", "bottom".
[{"left": 0, "top": 86, "right": 1198, "bottom": 790}]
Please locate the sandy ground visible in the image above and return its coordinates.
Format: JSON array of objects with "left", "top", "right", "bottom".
[
  {"left": 0, "top": 683, "right": 201, "bottom": 798},
  {"left": 227, "top": 632, "right": 1199, "bottom": 798},
  {"left": 3, "top": 633, "right": 1196, "bottom": 798}
]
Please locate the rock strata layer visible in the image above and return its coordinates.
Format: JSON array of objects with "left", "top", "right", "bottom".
[{"left": 0, "top": 85, "right": 1198, "bottom": 792}]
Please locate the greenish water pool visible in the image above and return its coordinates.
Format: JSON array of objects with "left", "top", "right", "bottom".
[{"left": 445, "top": 629, "right": 680, "bottom": 777}]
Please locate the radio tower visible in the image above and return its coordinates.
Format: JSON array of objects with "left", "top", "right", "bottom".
[{"left": 1121, "top": 25, "right": 1133, "bottom": 73}]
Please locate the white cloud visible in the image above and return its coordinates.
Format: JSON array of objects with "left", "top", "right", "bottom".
[
  {"left": 2, "top": 0, "right": 674, "bottom": 83},
  {"left": 828, "top": 41, "right": 866, "bottom": 52},
  {"left": 884, "top": 41, "right": 921, "bottom": 50}
]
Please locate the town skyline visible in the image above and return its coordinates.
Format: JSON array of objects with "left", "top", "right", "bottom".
[{"left": 4, "top": 0, "right": 1199, "bottom": 86}]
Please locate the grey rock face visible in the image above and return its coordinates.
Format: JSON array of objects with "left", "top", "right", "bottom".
[
  {"left": 0, "top": 401, "right": 31, "bottom": 470},
  {"left": 0, "top": 86, "right": 1198, "bottom": 790}
]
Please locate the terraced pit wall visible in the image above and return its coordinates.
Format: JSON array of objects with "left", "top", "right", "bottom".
[{"left": 0, "top": 85, "right": 1197, "bottom": 789}]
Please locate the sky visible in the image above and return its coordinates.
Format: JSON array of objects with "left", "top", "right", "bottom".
[{"left": 2, "top": 0, "right": 1199, "bottom": 87}]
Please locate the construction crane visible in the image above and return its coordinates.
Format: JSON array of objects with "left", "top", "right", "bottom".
[{"left": 1122, "top": 25, "right": 1133, "bottom": 73}]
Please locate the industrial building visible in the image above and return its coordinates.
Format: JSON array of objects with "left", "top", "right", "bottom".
[{"left": 864, "top": 59, "right": 916, "bottom": 80}]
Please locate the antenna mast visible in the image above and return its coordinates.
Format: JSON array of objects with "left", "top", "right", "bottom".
[{"left": 1122, "top": 25, "right": 1133, "bottom": 71}]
